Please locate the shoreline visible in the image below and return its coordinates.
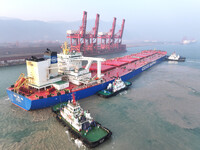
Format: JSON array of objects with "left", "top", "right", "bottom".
[{"left": 0, "top": 42, "right": 180, "bottom": 67}]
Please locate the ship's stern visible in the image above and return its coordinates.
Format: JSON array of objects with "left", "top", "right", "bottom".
[{"left": 6, "top": 89, "right": 32, "bottom": 111}]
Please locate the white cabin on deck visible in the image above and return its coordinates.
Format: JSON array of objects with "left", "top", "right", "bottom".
[
  {"left": 112, "top": 78, "right": 126, "bottom": 92},
  {"left": 57, "top": 51, "right": 105, "bottom": 85},
  {"left": 26, "top": 58, "right": 62, "bottom": 88},
  {"left": 60, "top": 101, "right": 93, "bottom": 131},
  {"left": 26, "top": 48, "right": 105, "bottom": 90},
  {"left": 168, "top": 52, "right": 180, "bottom": 60}
]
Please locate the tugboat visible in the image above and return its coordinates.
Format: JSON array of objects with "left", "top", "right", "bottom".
[
  {"left": 54, "top": 93, "right": 112, "bottom": 148},
  {"left": 97, "top": 76, "right": 132, "bottom": 98},
  {"left": 165, "top": 52, "right": 186, "bottom": 62}
]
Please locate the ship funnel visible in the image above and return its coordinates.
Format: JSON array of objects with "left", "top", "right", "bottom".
[{"left": 44, "top": 49, "right": 58, "bottom": 64}]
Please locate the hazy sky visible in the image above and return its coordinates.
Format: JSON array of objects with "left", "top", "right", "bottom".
[
  {"left": 0, "top": 0, "right": 200, "bottom": 41},
  {"left": 0, "top": 0, "right": 199, "bottom": 22}
]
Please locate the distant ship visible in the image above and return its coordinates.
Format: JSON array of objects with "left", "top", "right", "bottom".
[{"left": 181, "top": 39, "right": 197, "bottom": 45}]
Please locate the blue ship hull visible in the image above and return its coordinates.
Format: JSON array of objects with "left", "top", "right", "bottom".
[{"left": 7, "top": 56, "right": 166, "bottom": 111}]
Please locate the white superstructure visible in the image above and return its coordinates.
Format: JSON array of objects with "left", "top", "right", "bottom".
[
  {"left": 26, "top": 46, "right": 106, "bottom": 89},
  {"left": 26, "top": 58, "right": 62, "bottom": 88},
  {"left": 60, "top": 100, "right": 93, "bottom": 131},
  {"left": 57, "top": 51, "right": 105, "bottom": 85},
  {"left": 168, "top": 52, "right": 180, "bottom": 61},
  {"left": 107, "top": 77, "right": 126, "bottom": 92},
  {"left": 112, "top": 78, "right": 126, "bottom": 92}
]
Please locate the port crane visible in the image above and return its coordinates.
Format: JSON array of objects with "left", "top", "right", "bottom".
[
  {"left": 67, "top": 11, "right": 87, "bottom": 53},
  {"left": 67, "top": 11, "right": 126, "bottom": 56},
  {"left": 114, "top": 19, "right": 125, "bottom": 49},
  {"left": 98, "top": 17, "right": 116, "bottom": 51},
  {"left": 85, "top": 13, "right": 100, "bottom": 54}
]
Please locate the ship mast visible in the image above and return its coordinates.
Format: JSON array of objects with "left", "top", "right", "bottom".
[{"left": 72, "top": 93, "right": 76, "bottom": 105}]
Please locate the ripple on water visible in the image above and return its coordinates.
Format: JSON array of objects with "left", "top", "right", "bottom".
[{"left": 1, "top": 52, "right": 200, "bottom": 150}]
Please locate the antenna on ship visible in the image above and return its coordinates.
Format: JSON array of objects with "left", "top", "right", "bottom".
[
  {"left": 62, "top": 41, "right": 70, "bottom": 55},
  {"left": 72, "top": 92, "right": 76, "bottom": 105}
]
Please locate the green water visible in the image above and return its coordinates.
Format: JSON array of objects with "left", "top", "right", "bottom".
[{"left": 0, "top": 44, "right": 200, "bottom": 150}]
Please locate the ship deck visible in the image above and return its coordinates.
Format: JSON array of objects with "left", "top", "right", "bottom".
[
  {"left": 81, "top": 126, "right": 108, "bottom": 142},
  {"left": 8, "top": 50, "right": 167, "bottom": 100}
]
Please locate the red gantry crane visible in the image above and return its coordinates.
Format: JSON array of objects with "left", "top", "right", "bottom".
[
  {"left": 114, "top": 19, "right": 125, "bottom": 49},
  {"left": 67, "top": 11, "right": 87, "bottom": 53},
  {"left": 98, "top": 17, "right": 116, "bottom": 52},
  {"left": 67, "top": 11, "right": 126, "bottom": 56},
  {"left": 85, "top": 13, "right": 100, "bottom": 54}
]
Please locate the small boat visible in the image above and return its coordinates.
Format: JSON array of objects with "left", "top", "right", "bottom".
[
  {"left": 165, "top": 52, "right": 186, "bottom": 62},
  {"left": 53, "top": 93, "right": 112, "bottom": 148},
  {"left": 97, "top": 77, "right": 132, "bottom": 98}
]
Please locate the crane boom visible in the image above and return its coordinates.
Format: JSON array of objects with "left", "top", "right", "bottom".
[
  {"left": 80, "top": 11, "right": 87, "bottom": 37},
  {"left": 93, "top": 14, "right": 100, "bottom": 38},
  {"left": 120, "top": 19, "right": 125, "bottom": 38},
  {"left": 110, "top": 17, "right": 116, "bottom": 39}
]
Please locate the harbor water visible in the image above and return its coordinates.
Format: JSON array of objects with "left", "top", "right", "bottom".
[{"left": 0, "top": 44, "right": 200, "bottom": 150}]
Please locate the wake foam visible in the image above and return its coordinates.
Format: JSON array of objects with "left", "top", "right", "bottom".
[{"left": 186, "top": 60, "right": 200, "bottom": 64}]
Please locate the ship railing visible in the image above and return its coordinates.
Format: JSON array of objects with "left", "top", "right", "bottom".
[{"left": 72, "top": 80, "right": 101, "bottom": 92}]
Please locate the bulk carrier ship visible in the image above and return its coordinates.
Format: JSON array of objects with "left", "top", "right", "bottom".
[{"left": 6, "top": 43, "right": 167, "bottom": 110}]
